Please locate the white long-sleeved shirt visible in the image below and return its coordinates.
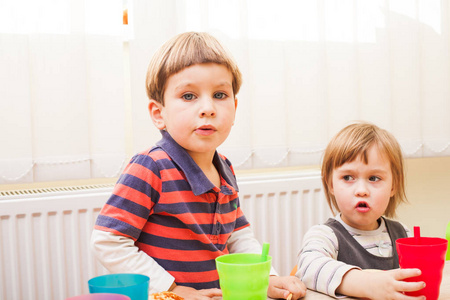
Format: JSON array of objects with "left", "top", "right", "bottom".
[
  {"left": 91, "top": 226, "right": 278, "bottom": 294},
  {"left": 296, "top": 214, "right": 410, "bottom": 298}
]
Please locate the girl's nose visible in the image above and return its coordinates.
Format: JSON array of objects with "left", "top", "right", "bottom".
[
  {"left": 199, "top": 97, "right": 216, "bottom": 117},
  {"left": 354, "top": 180, "right": 369, "bottom": 197}
]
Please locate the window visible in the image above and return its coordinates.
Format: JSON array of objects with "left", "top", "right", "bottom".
[{"left": 1, "top": 0, "right": 449, "bottom": 184}]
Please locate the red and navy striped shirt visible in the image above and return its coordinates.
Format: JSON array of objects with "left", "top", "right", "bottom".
[{"left": 95, "top": 130, "right": 250, "bottom": 289}]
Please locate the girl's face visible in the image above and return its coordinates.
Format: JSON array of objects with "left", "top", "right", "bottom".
[{"left": 331, "top": 145, "right": 395, "bottom": 231}]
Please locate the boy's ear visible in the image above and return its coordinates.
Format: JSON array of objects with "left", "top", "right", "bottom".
[
  {"left": 232, "top": 97, "right": 238, "bottom": 125},
  {"left": 148, "top": 100, "right": 165, "bottom": 130}
]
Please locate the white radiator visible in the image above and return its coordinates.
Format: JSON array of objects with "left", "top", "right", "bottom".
[
  {"left": 237, "top": 171, "right": 331, "bottom": 276},
  {"left": 0, "top": 171, "right": 330, "bottom": 300}
]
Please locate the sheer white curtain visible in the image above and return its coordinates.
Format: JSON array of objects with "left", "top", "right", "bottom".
[
  {"left": 129, "top": 0, "right": 450, "bottom": 170},
  {"left": 0, "top": 0, "right": 126, "bottom": 184},
  {"left": 1, "top": 0, "right": 450, "bottom": 184}
]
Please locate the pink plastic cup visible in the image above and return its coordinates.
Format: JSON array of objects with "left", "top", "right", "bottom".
[{"left": 396, "top": 236, "right": 448, "bottom": 300}]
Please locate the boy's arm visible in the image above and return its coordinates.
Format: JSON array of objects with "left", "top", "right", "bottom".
[
  {"left": 228, "top": 227, "right": 306, "bottom": 299},
  {"left": 227, "top": 227, "right": 261, "bottom": 252},
  {"left": 227, "top": 227, "right": 279, "bottom": 276},
  {"left": 91, "top": 229, "right": 175, "bottom": 293}
]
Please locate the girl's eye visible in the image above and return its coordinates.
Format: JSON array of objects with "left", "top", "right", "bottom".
[
  {"left": 369, "top": 176, "right": 381, "bottom": 182},
  {"left": 214, "top": 92, "right": 227, "bottom": 99},
  {"left": 343, "top": 175, "right": 354, "bottom": 181},
  {"left": 182, "top": 93, "right": 195, "bottom": 101}
]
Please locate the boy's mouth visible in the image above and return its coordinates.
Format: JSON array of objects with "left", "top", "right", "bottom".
[{"left": 195, "top": 125, "right": 216, "bottom": 136}]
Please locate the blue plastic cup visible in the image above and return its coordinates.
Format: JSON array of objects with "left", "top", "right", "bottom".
[
  {"left": 66, "top": 293, "right": 130, "bottom": 300},
  {"left": 88, "top": 273, "right": 149, "bottom": 300}
]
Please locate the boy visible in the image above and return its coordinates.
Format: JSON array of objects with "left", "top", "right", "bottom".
[{"left": 91, "top": 32, "right": 305, "bottom": 299}]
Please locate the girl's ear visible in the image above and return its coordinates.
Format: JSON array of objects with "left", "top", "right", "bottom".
[
  {"left": 327, "top": 176, "right": 334, "bottom": 195},
  {"left": 390, "top": 184, "right": 396, "bottom": 197},
  {"left": 329, "top": 183, "right": 334, "bottom": 195},
  {"left": 148, "top": 100, "right": 165, "bottom": 130}
]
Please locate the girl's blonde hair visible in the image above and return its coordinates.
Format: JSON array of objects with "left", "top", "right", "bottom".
[
  {"left": 321, "top": 122, "right": 407, "bottom": 218},
  {"left": 145, "top": 32, "right": 242, "bottom": 105}
]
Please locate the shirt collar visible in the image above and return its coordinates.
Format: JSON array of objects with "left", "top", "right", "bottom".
[
  {"left": 335, "top": 213, "right": 385, "bottom": 234},
  {"left": 156, "top": 130, "right": 239, "bottom": 196}
]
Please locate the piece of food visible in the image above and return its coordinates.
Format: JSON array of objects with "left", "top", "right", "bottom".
[{"left": 149, "top": 291, "right": 184, "bottom": 300}]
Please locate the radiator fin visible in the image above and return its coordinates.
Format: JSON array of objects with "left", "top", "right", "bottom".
[{"left": 0, "top": 184, "right": 115, "bottom": 199}]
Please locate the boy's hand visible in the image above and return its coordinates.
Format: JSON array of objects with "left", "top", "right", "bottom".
[
  {"left": 171, "top": 285, "right": 222, "bottom": 300},
  {"left": 267, "top": 275, "right": 307, "bottom": 299},
  {"left": 338, "top": 268, "right": 426, "bottom": 300}
]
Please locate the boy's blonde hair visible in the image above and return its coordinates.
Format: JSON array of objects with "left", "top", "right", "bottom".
[
  {"left": 145, "top": 32, "right": 242, "bottom": 105},
  {"left": 321, "top": 122, "right": 407, "bottom": 218}
]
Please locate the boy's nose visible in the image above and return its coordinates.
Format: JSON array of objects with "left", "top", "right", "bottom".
[{"left": 199, "top": 97, "right": 216, "bottom": 117}]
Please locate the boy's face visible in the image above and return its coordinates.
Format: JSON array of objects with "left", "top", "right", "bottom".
[
  {"left": 149, "top": 63, "right": 237, "bottom": 161},
  {"left": 330, "top": 145, "right": 395, "bottom": 231}
]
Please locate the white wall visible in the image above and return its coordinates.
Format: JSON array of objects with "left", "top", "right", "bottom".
[{"left": 397, "top": 156, "right": 450, "bottom": 239}]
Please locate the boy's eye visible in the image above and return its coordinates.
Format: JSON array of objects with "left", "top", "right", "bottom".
[
  {"left": 182, "top": 93, "right": 195, "bottom": 101},
  {"left": 214, "top": 92, "right": 227, "bottom": 99},
  {"left": 369, "top": 176, "right": 381, "bottom": 182},
  {"left": 343, "top": 175, "right": 354, "bottom": 181}
]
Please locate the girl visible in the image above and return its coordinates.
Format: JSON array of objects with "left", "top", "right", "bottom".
[{"left": 296, "top": 122, "right": 426, "bottom": 299}]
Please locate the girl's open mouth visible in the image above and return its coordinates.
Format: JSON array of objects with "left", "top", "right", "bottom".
[{"left": 356, "top": 201, "right": 370, "bottom": 212}]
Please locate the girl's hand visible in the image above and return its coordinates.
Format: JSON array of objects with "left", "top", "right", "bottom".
[
  {"left": 338, "top": 268, "right": 426, "bottom": 300},
  {"left": 171, "top": 285, "right": 222, "bottom": 300},
  {"left": 267, "top": 275, "right": 307, "bottom": 299}
]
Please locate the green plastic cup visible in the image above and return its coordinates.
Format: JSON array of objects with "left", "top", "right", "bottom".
[
  {"left": 216, "top": 253, "right": 272, "bottom": 300},
  {"left": 446, "top": 221, "right": 450, "bottom": 261},
  {"left": 88, "top": 273, "right": 149, "bottom": 300}
]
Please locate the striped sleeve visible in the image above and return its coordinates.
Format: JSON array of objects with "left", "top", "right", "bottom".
[
  {"left": 296, "top": 224, "right": 359, "bottom": 297},
  {"left": 95, "top": 152, "right": 161, "bottom": 240}
]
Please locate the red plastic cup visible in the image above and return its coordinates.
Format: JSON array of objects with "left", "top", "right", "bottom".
[{"left": 396, "top": 236, "right": 448, "bottom": 300}]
